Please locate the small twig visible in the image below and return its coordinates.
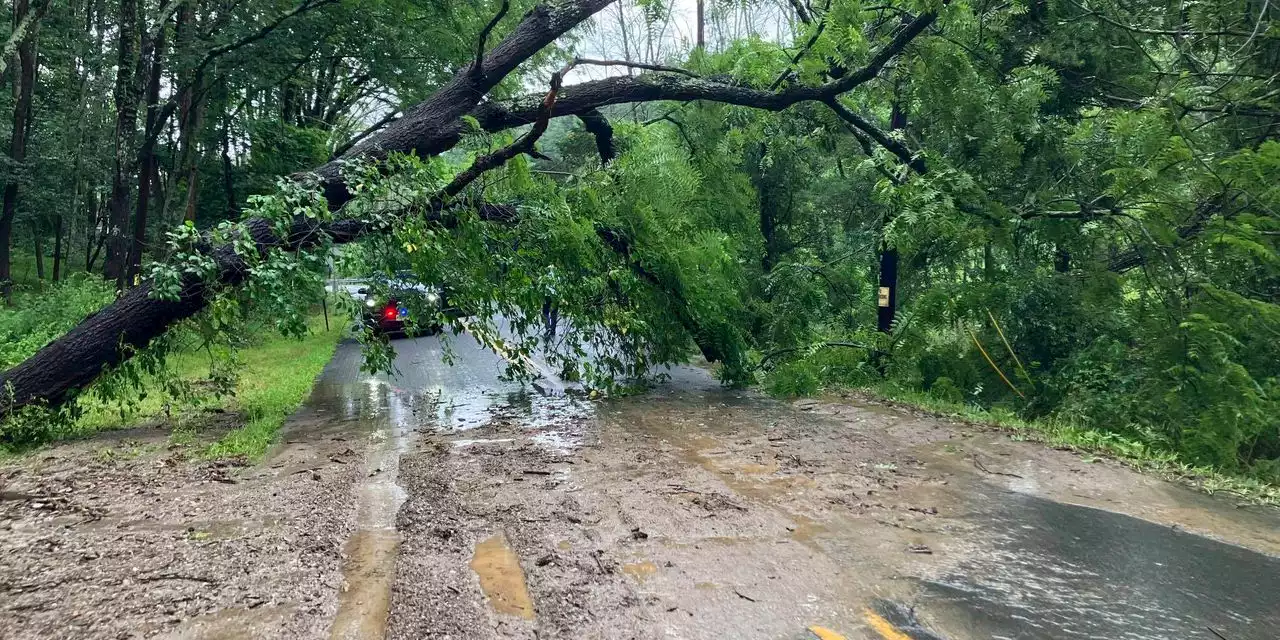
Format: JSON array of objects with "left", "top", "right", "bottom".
[
  {"left": 522, "top": 469, "right": 553, "bottom": 475},
  {"left": 971, "top": 456, "right": 1023, "bottom": 479},
  {"left": 1206, "top": 627, "right": 1229, "bottom": 640},
  {"left": 733, "top": 589, "right": 758, "bottom": 602},
  {"left": 591, "top": 550, "right": 609, "bottom": 574},
  {"left": 571, "top": 57, "right": 699, "bottom": 78},
  {"left": 136, "top": 573, "right": 219, "bottom": 584},
  {"left": 471, "top": 0, "right": 510, "bottom": 78}
]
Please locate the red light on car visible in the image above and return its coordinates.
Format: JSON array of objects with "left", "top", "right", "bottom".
[{"left": 383, "top": 305, "right": 398, "bottom": 321}]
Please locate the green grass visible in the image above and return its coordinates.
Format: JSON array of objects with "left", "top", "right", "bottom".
[
  {"left": 201, "top": 318, "right": 342, "bottom": 459},
  {"left": 851, "top": 384, "right": 1280, "bottom": 506},
  {"left": 72, "top": 315, "right": 344, "bottom": 460}
]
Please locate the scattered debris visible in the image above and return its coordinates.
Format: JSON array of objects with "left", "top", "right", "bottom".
[{"left": 971, "top": 456, "right": 1023, "bottom": 478}]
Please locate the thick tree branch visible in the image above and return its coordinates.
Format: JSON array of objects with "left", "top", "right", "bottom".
[
  {"left": 577, "top": 109, "right": 615, "bottom": 164},
  {"left": 442, "top": 62, "right": 569, "bottom": 198},
  {"left": 824, "top": 99, "right": 926, "bottom": 174},
  {"left": 315, "top": 0, "right": 618, "bottom": 206},
  {"left": 1107, "top": 192, "right": 1246, "bottom": 272}
]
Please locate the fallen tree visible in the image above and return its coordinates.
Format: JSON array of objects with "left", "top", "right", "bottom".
[{"left": 0, "top": 0, "right": 940, "bottom": 418}]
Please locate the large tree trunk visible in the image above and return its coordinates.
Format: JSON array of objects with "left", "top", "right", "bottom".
[
  {"left": 103, "top": 0, "right": 141, "bottom": 289},
  {"left": 695, "top": 0, "right": 704, "bottom": 50},
  {"left": 0, "top": 0, "right": 38, "bottom": 302}
]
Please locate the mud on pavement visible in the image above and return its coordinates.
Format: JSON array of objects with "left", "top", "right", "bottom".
[
  {"left": 385, "top": 367, "right": 1280, "bottom": 639},
  {"left": 0, "top": 407, "right": 364, "bottom": 640},
  {"left": 3, "top": 342, "right": 1279, "bottom": 640}
]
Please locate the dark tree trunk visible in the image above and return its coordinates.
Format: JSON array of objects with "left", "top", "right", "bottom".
[
  {"left": 876, "top": 94, "right": 907, "bottom": 334},
  {"left": 32, "top": 227, "right": 43, "bottom": 280},
  {"left": 1, "top": 0, "right": 38, "bottom": 301},
  {"left": 1054, "top": 247, "right": 1070, "bottom": 273},
  {"left": 104, "top": 0, "right": 141, "bottom": 289},
  {"left": 128, "top": 10, "right": 169, "bottom": 284},
  {"left": 876, "top": 248, "right": 898, "bottom": 333},
  {"left": 52, "top": 215, "right": 63, "bottom": 281}
]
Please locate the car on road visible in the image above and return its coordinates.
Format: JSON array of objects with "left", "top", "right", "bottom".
[{"left": 352, "top": 273, "right": 454, "bottom": 337}]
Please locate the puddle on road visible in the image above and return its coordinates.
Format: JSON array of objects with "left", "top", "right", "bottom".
[
  {"left": 315, "top": 336, "right": 593, "bottom": 637},
  {"left": 471, "top": 533, "right": 536, "bottom": 619},
  {"left": 328, "top": 380, "right": 414, "bottom": 640},
  {"left": 329, "top": 530, "right": 399, "bottom": 640},
  {"left": 621, "top": 560, "right": 659, "bottom": 583}
]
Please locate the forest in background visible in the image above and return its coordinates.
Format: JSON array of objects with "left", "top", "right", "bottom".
[{"left": 0, "top": 0, "right": 1276, "bottom": 484}]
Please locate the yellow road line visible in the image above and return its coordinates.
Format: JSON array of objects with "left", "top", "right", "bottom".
[
  {"left": 863, "top": 609, "right": 914, "bottom": 640},
  {"left": 808, "top": 626, "right": 848, "bottom": 640}
]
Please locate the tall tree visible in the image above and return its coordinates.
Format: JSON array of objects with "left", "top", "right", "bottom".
[
  {"left": 0, "top": 0, "right": 41, "bottom": 300},
  {"left": 102, "top": 0, "right": 140, "bottom": 288}
]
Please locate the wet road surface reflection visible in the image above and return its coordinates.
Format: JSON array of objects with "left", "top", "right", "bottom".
[
  {"left": 306, "top": 333, "right": 1278, "bottom": 640},
  {"left": 914, "top": 491, "right": 1280, "bottom": 640},
  {"left": 316, "top": 333, "right": 588, "bottom": 640}
]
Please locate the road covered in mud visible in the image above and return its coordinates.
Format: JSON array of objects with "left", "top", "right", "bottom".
[{"left": 3, "top": 331, "right": 1279, "bottom": 639}]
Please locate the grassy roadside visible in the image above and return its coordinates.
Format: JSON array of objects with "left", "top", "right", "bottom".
[
  {"left": 34, "top": 315, "right": 344, "bottom": 461},
  {"left": 201, "top": 317, "right": 343, "bottom": 459},
  {"left": 844, "top": 384, "right": 1280, "bottom": 506}
]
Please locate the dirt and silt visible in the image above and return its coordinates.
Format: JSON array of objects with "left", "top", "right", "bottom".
[{"left": 2, "top": 336, "right": 1278, "bottom": 639}]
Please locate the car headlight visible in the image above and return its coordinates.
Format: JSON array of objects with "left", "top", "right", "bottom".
[
  {"left": 425, "top": 292, "right": 440, "bottom": 304},
  {"left": 365, "top": 298, "right": 377, "bottom": 307}
]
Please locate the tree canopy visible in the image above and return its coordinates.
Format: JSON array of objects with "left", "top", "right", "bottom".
[{"left": 0, "top": 0, "right": 1276, "bottom": 478}]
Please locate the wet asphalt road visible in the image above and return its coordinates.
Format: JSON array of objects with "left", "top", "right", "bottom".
[
  {"left": 912, "top": 491, "right": 1280, "bottom": 639},
  {"left": 314, "top": 333, "right": 1280, "bottom": 640}
]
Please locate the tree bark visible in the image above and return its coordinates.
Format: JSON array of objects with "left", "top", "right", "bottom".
[
  {"left": 32, "top": 226, "right": 43, "bottom": 280},
  {"left": 104, "top": 0, "right": 141, "bottom": 289},
  {"left": 0, "top": 0, "right": 39, "bottom": 302},
  {"left": 174, "top": 0, "right": 205, "bottom": 223},
  {"left": 0, "top": 0, "right": 49, "bottom": 79}
]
